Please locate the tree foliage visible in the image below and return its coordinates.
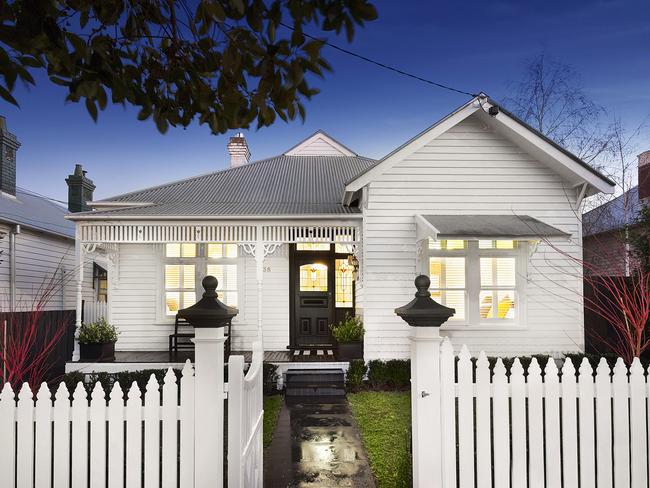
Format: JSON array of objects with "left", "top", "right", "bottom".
[
  {"left": 504, "top": 54, "right": 612, "bottom": 166},
  {"left": 0, "top": 0, "right": 377, "bottom": 133}
]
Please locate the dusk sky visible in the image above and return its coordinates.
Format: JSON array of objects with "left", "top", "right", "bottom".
[{"left": 3, "top": 0, "right": 649, "bottom": 202}]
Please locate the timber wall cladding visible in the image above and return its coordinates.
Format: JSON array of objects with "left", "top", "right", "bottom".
[{"left": 362, "top": 112, "right": 583, "bottom": 359}]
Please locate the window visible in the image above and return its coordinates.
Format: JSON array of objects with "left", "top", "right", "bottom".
[
  {"left": 480, "top": 257, "right": 516, "bottom": 319},
  {"left": 429, "top": 257, "right": 466, "bottom": 320},
  {"left": 207, "top": 243, "right": 238, "bottom": 259},
  {"left": 427, "top": 239, "right": 525, "bottom": 325},
  {"left": 299, "top": 263, "right": 328, "bottom": 291},
  {"left": 166, "top": 243, "right": 197, "bottom": 258},
  {"left": 164, "top": 264, "right": 196, "bottom": 315},
  {"left": 163, "top": 243, "right": 239, "bottom": 318},
  {"left": 335, "top": 259, "right": 354, "bottom": 307},
  {"left": 92, "top": 263, "right": 108, "bottom": 302},
  {"left": 296, "top": 242, "right": 331, "bottom": 251}
]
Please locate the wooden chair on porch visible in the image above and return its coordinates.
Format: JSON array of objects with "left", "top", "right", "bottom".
[{"left": 168, "top": 314, "right": 233, "bottom": 360}]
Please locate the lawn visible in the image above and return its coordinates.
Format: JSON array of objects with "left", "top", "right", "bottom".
[
  {"left": 263, "top": 395, "right": 283, "bottom": 448},
  {"left": 348, "top": 391, "right": 412, "bottom": 488}
]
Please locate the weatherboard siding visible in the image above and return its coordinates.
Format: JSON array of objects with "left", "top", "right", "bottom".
[
  {"left": 0, "top": 227, "right": 93, "bottom": 312},
  {"left": 110, "top": 244, "right": 290, "bottom": 352},
  {"left": 361, "top": 113, "right": 584, "bottom": 359}
]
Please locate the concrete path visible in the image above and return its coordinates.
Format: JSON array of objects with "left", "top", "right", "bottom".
[{"left": 264, "top": 397, "right": 376, "bottom": 488}]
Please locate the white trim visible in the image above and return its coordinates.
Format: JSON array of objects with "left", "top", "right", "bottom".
[
  {"left": 284, "top": 131, "right": 356, "bottom": 157},
  {"left": 76, "top": 222, "right": 361, "bottom": 244},
  {"left": 344, "top": 95, "right": 615, "bottom": 197},
  {"left": 489, "top": 109, "right": 615, "bottom": 195},
  {"left": 345, "top": 102, "right": 479, "bottom": 192},
  {"left": 423, "top": 239, "right": 528, "bottom": 328},
  {"left": 88, "top": 201, "right": 155, "bottom": 209},
  {"left": 156, "top": 243, "right": 243, "bottom": 324},
  {"left": 66, "top": 213, "right": 363, "bottom": 221}
]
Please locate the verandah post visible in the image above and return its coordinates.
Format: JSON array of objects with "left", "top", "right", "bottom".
[{"left": 394, "top": 275, "right": 455, "bottom": 488}]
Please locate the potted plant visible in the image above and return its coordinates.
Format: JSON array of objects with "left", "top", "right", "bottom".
[
  {"left": 330, "top": 314, "right": 364, "bottom": 361},
  {"left": 79, "top": 318, "right": 119, "bottom": 362}
]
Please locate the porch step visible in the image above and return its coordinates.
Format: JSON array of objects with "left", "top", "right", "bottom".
[{"left": 285, "top": 368, "right": 345, "bottom": 397}]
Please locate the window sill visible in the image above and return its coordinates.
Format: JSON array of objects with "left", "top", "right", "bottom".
[{"left": 440, "top": 323, "right": 528, "bottom": 331}]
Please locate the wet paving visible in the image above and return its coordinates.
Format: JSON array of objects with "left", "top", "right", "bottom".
[{"left": 264, "top": 397, "right": 376, "bottom": 488}]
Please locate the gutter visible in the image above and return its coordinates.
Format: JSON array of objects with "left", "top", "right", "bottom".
[{"left": 65, "top": 213, "right": 364, "bottom": 221}]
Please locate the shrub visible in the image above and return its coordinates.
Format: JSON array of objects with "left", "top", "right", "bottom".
[
  {"left": 58, "top": 368, "right": 182, "bottom": 400},
  {"left": 367, "top": 359, "right": 411, "bottom": 389},
  {"left": 78, "top": 318, "right": 118, "bottom": 344},
  {"left": 346, "top": 360, "right": 367, "bottom": 390},
  {"left": 263, "top": 363, "right": 279, "bottom": 394},
  {"left": 330, "top": 314, "right": 364, "bottom": 343}
]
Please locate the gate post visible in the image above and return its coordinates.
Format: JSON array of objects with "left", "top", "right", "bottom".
[
  {"left": 395, "top": 275, "right": 455, "bottom": 488},
  {"left": 178, "top": 276, "right": 238, "bottom": 488}
]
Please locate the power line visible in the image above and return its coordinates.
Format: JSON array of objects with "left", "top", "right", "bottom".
[
  {"left": 16, "top": 187, "right": 68, "bottom": 206},
  {"left": 279, "top": 22, "right": 479, "bottom": 98}
]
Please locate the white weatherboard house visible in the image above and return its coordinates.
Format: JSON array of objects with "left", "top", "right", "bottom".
[{"left": 66, "top": 95, "right": 615, "bottom": 365}]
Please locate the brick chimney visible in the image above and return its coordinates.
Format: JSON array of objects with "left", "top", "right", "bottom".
[
  {"left": 639, "top": 150, "right": 650, "bottom": 202},
  {"left": 227, "top": 133, "right": 250, "bottom": 167},
  {"left": 66, "top": 164, "right": 95, "bottom": 212},
  {"left": 0, "top": 116, "right": 20, "bottom": 196}
]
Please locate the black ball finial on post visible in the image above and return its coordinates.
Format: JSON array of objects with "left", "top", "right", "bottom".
[
  {"left": 177, "top": 275, "right": 238, "bottom": 328},
  {"left": 414, "top": 275, "right": 431, "bottom": 297},
  {"left": 201, "top": 275, "right": 219, "bottom": 298},
  {"left": 394, "top": 275, "right": 455, "bottom": 328}
]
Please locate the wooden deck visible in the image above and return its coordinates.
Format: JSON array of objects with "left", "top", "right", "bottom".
[
  {"left": 113, "top": 350, "right": 294, "bottom": 363},
  {"left": 66, "top": 349, "right": 347, "bottom": 374}
]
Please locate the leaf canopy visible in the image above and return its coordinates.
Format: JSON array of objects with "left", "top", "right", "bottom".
[{"left": 0, "top": 0, "right": 377, "bottom": 133}]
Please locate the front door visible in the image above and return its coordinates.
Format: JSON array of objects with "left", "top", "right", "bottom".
[{"left": 292, "top": 251, "right": 335, "bottom": 346}]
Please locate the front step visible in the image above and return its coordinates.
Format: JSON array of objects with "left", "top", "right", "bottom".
[{"left": 285, "top": 368, "right": 345, "bottom": 397}]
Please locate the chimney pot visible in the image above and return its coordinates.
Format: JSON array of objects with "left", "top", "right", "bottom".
[
  {"left": 66, "top": 164, "right": 96, "bottom": 212},
  {"left": 0, "top": 117, "right": 20, "bottom": 196},
  {"left": 639, "top": 150, "right": 650, "bottom": 202},
  {"left": 227, "top": 133, "right": 250, "bottom": 167}
]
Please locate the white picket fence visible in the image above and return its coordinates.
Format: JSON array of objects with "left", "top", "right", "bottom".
[
  {"left": 228, "top": 342, "right": 264, "bottom": 488},
  {"left": 413, "top": 336, "right": 650, "bottom": 488},
  {"left": 83, "top": 300, "right": 108, "bottom": 324},
  {"left": 0, "top": 342, "right": 263, "bottom": 488}
]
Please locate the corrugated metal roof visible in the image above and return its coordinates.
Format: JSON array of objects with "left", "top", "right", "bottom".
[
  {"left": 77, "top": 155, "right": 376, "bottom": 218},
  {"left": 419, "top": 214, "right": 570, "bottom": 239},
  {"left": 582, "top": 186, "right": 643, "bottom": 237},
  {"left": 78, "top": 201, "right": 362, "bottom": 217},
  {"left": 0, "top": 189, "right": 75, "bottom": 238}
]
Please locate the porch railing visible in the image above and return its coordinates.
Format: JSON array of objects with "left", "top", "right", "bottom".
[{"left": 82, "top": 300, "right": 108, "bottom": 324}]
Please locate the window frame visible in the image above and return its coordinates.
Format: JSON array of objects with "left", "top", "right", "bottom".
[
  {"left": 158, "top": 243, "right": 242, "bottom": 323},
  {"left": 425, "top": 239, "right": 528, "bottom": 329}
]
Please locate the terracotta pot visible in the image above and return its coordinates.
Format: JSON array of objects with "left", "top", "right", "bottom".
[
  {"left": 80, "top": 342, "right": 115, "bottom": 362},
  {"left": 336, "top": 341, "right": 364, "bottom": 361}
]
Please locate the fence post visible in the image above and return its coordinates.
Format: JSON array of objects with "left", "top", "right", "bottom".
[
  {"left": 410, "top": 326, "right": 443, "bottom": 487},
  {"left": 179, "top": 276, "right": 238, "bottom": 488},
  {"left": 395, "top": 275, "right": 455, "bottom": 488},
  {"left": 194, "top": 327, "right": 226, "bottom": 487}
]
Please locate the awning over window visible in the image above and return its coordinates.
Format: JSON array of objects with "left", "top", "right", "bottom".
[{"left": 415, "top": 214, "right": 571, "bottom": 241}]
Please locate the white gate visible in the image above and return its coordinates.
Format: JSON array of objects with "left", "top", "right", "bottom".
[{"left": 228, "top": 342, "right": 264, "bottom": 488}]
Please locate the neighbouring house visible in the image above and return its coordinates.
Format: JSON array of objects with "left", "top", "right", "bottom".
[
  {"left": 582, "top": 150, "right": 650, "bottom": 275},
  {"left": 65, "top": 94, "right": 615, "bottom": 363},
  {"left": 0, "top": 117, "right": 104, "bottom": 316}
]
